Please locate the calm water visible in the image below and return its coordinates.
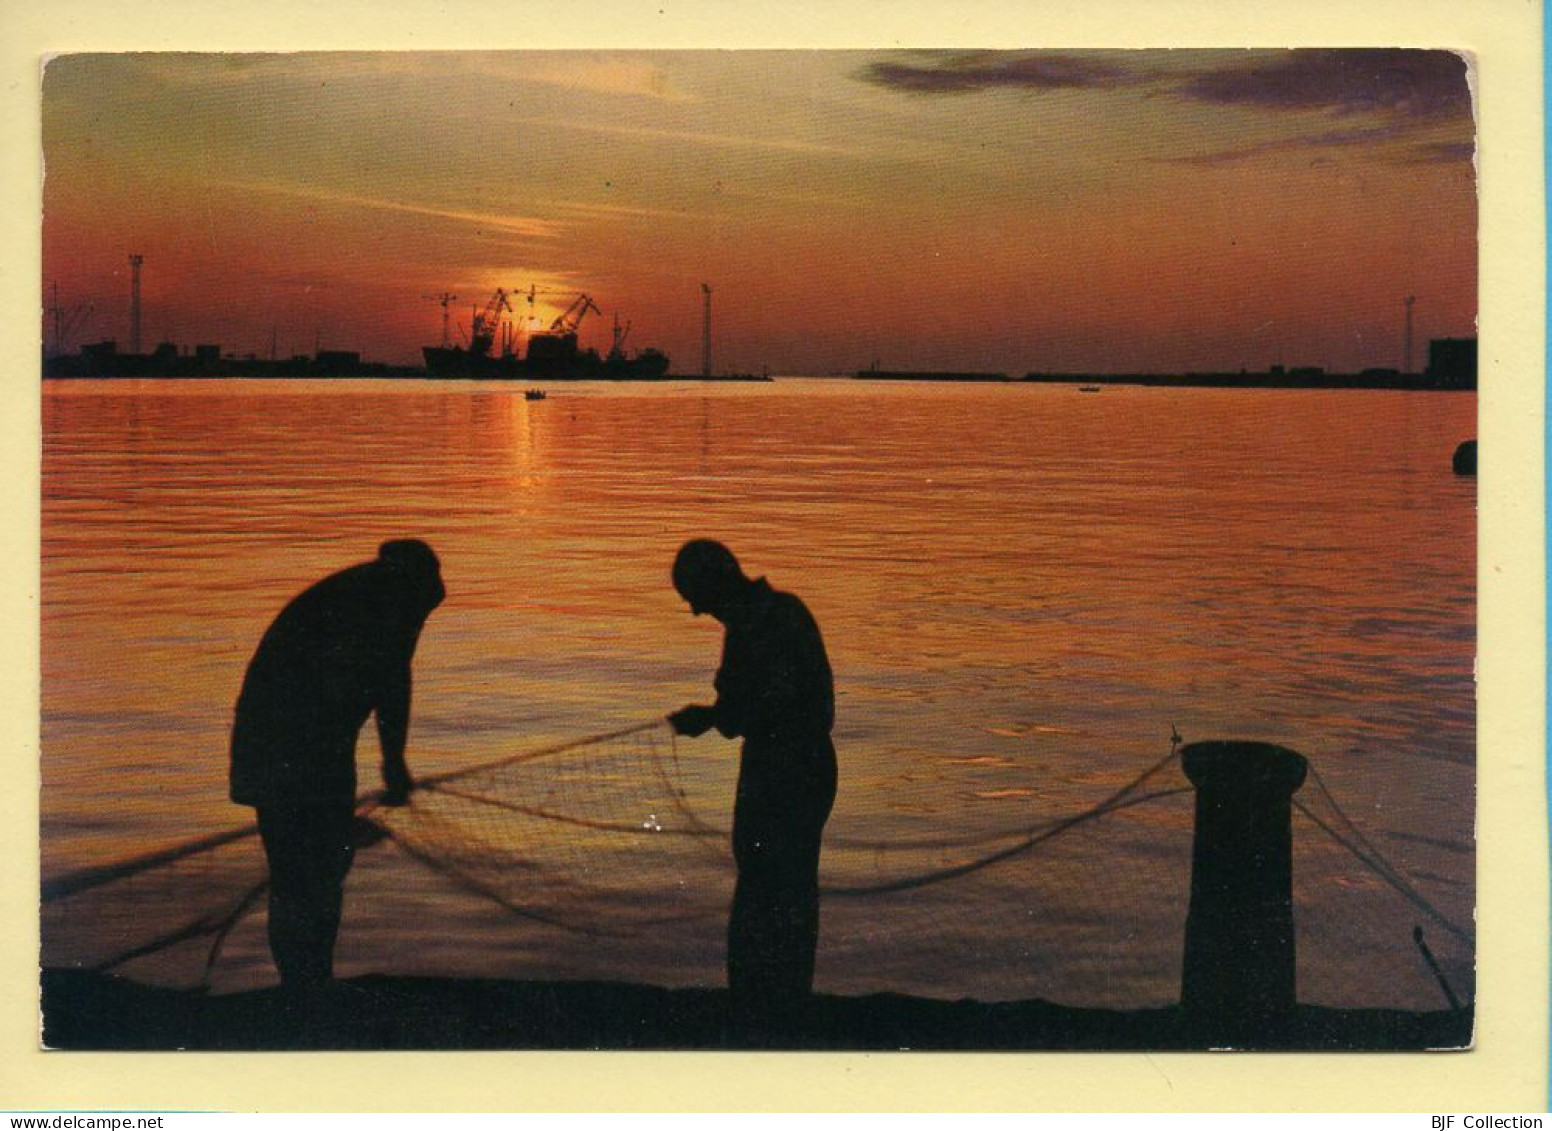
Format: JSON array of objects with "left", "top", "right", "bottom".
[{"left": 41, "top": 379, "right": 1476, "bottom": 1010}]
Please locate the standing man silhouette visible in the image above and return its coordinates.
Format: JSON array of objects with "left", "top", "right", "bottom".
[
  {"left": 230, "top": 539, "right": 445, "bottom": 987},
  {"left": 669, "top": 540, "right": 837, "bottom": 1033}
]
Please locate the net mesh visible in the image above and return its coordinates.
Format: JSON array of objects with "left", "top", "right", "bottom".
[
  {"left": 41, "top": 827, "right": 268, "bottom": 988},
  {"left": 40, "top": 722, "right": 1474, "bottom": 1013}
]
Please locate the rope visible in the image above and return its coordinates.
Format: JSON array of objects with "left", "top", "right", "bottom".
[
  {"left": 416, "top": 719, "right": 668, "bottom": 789},
  {"left": 826, "top": 749, "right": 1187, "bottom": 896},
  {"left": 1294, "top": 797, "right": 1472, "bottom": 946},
  {"left": 197, "top": 876, "right": 271, "bottom": 987},
  {"left": 1296, "top": 763, "right": 1473, "bottom": 944},
  {"left": 42, "top": 822, "right": 260, "bottom": 903}
]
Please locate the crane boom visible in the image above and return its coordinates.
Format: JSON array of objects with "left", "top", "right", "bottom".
[
  {"left": 470, "top": 288, "right": 514, "bottom": 357},
  {"left": 550, "top": 294, "right": 601, "bottom": 334}
]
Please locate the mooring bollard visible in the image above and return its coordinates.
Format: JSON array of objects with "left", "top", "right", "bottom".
[{"left": 1181, "top": 740, "right": 1308, "bottom": 1044}]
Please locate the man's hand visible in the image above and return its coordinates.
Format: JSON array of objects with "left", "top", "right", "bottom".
[{"left": 669, "top": 704, "right": 716, "bottom": 737}]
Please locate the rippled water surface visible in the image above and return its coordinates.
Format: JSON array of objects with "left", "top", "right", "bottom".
[{"left": 41, "top": 379, "right": 1476, "bottom": 1009}]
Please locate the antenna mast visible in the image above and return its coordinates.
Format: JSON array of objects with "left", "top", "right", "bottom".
[
  {"left": 1403, "top": 294, "right": 1416, "bottom": 375},
  {"left": 128, "top": 254, "right": 144, "bottom": 355},
  {"left": 701, "top": 283, "right": 712, "bottom": 378},
  {"left": 426, "top": 292, "right": 458, "bottom": 348}
]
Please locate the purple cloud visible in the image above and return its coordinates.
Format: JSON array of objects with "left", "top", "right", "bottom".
[
  {"left": 855, "top": 49, "right": 1475, "bottom": 168},
  {"left": 1178, "top": 49, "right": 1472, "bottom": 122},
  {"left": 857, "top": 52, "right": 1149, "bottom": 95}
]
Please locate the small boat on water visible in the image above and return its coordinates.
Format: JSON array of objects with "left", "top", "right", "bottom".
[
  {"left": 1079, "top": 385, "right": 1102, "bottom": 393},
  {"left": 524, "top": 389, "right": 547, "bottom": 401}
]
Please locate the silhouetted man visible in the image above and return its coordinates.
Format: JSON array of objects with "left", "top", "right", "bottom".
[
  {"left": 230, "top": 539, "right": 445, "bottom": 987},
  {"left": 668, "top": 540, "right": 836, "bottom": 1031}
]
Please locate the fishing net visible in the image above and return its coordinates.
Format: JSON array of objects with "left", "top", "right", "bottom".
[
  {"left": 40, "top": 824, "right": 268, "bottom": 989},
  {"left": 40, "top": 721, "right": 1474, "bottom": 1014}
]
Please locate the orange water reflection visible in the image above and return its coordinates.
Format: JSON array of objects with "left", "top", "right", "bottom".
[{"left": 41, "top": 380, "right": 1476, "bottom": 1007}]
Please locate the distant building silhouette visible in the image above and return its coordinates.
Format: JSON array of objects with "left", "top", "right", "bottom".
[{"left": 1427, "top": 338, "right": 1478, "bottom": 389}]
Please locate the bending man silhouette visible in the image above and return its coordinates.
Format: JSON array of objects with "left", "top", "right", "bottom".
[
  {"left": 230, "top": 539, "right": 445, "bottom": 987},
  {"left": 669, "top": 540, "right": 836, "bottom": 1029}
]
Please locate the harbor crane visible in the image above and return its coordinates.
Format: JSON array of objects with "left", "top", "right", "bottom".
[
  {"left": 518, "top": 286, "right": 600, "bottom": 327},
  {"left": 469, "top": 288, "right": 515, "bottom": 357},
  {"left": 549, "top": 293, "right": 601, "bottom": 335},
  {"left": 518, "top": 287, "right": 601, "bottom": 331},
  {"left": 47, "top": 282, "right": 93, "bottom": 357}
]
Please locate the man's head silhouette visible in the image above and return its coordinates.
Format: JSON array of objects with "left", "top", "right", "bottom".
[
  {"left": 672, "top": 539, "right": 745, "bottom": 620},
  {"left": 378, "top": 538, "right": 446, "bottom": 614}
]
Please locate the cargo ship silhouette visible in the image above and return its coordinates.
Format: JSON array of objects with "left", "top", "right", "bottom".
[{"left": 423, "top": 287, "right": 670, "bottom": 380}]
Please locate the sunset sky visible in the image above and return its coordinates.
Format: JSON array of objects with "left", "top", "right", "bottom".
[{"left": 41, "top": 49, "right": 1477, "bottom": 374}]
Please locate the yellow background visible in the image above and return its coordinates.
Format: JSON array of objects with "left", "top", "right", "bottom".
[{"left": 1, "top": 0, "right": 1544, "bottom": 1112}]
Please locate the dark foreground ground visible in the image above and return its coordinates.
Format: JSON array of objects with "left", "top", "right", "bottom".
[{"left": 41, "top": 969, "right": 1471, "bottom": 1052}]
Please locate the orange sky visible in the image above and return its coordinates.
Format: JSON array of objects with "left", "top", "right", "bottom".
[{"left": 41, "top": 50, "right": 1477, "bottom": 374}]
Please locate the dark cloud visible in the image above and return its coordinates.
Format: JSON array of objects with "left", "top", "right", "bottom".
[
  {"left": 855, "top": 49, "right": 1472, "bottom": 122},
  {"left": 1178, "top": 49, "right": 1472, "bottom": 122},
  {"left": 1157, "top": 51, "right": 1474, "bottom": 167},
  {"left": 855, "top": 48, "right": 1475, "bottom": 170},
  {"left": 857, "top": 52, "right": 1148, "bottom": 95}
]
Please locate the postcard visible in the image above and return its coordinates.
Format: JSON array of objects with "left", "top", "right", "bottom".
[{"left": 7, "top": 0, "right": 1546, "bottom": 1114}]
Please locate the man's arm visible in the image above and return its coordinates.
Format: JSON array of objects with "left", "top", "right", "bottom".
[
  {"left": 673, "top": 630, "right": 748, "bottom": 740},
  {"left": 708, "top": 636, "right": 750, "bottom": 738},
  {"left": 709, "top": 691, "right": 745, "bottom": 739},
  {"left": 375, "top": 661, "right": 414, "bottom": 804}
]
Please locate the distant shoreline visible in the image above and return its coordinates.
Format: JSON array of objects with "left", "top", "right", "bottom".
[
  {"left": 1019, "top": 372, "right": 1476, "bottom": 391},
  {"left": 855, "top": 370, "right": 1475, "bottom": 391},
  {"left": 42, "top": 370, "right": 1476, "bottom": 391},
  {"left": 39, "top": 372, "right": 776, "bottom": 386}
]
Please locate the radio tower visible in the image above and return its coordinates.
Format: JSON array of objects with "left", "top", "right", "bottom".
[
  {"left": 426, "top": 291, "right": 458, "bottom": 347},
  {"left": 1403, "top": 294, "right": 1416, "bottom": 375},
  {"left": 700, "top": 283, "right": 712, "bottom": 378},
  {"left": 128, "top": 254, "right": 144, "bottom": 355}
]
